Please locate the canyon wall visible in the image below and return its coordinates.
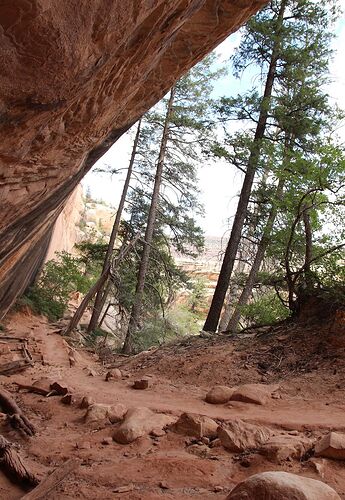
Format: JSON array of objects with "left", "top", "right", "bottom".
[{"left": 0, "top": 0, "right": 267, "bottom": 317}]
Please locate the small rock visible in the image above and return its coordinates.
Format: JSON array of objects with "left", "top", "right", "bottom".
[
  {"left": 61, "top": 393, "right": 73, "bottom": 405},
  {"left": 133, "top": 378, "right": 149, "bottom": 390},
  {"left": 188, "top": 443, "right": 211, "bottom": 458},
  {"left": 159, "top": 481, "right": 170, "bottom": 490},
  {"left": 113, "top": 407, "right": 176, "bottom": 444},
  {"left": 113, "top": 484, "right": 134, "bottom": 493},
  {"left": 315, "top": 432, "right": 345, "bottom": 460},
  {"left": 50, "top": 382, "right": 69, "bottom": 396},
  {"left": 76, "top": 441, "right": 91, "bottom": 450},
  {"left": 230, "top": 384, "right": 277, "bottom": 405},
  {"left": 150, "top": 428, "right": 166, "bottom": 437},
  {"left": 105, "top": 369, "right": 122, "bottom": 381},
  {"left": 102, "top": 437, "right": 113, "bottom": 445},
  {"left": 80, "top": 396, "right": 94, "bottom": 409},
  {"left": 310, "top": 458, "right": 328, "bottom": 478},
  {"left": 218, "top": 419, "right": 272, "bottom": 452},
  {"left": 226, "top": 471, "right": 340, "bottom": 499},
  {"left": 205, "top": 385, "right": 234, "bottom": 404},
  {"left": 170, "top": 412, "right": 218, "bottom": 439},
  {"left": 214, "top": 486, "right": 224, "bottom": 492},
  {"left": 201, "top": 437, "right": 210, "bottom": 445}
]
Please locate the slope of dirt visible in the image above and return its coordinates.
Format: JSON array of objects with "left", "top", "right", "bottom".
[{"left": 0, "top": 310, "right": 345, "bottom": 499}]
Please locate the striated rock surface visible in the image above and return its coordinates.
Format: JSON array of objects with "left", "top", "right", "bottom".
[
  {"left": 218, "top": 419, "right": 272, "bottom": 452},
  {"left": 0, "top": 0, "right": 267, "bottom": 317}
]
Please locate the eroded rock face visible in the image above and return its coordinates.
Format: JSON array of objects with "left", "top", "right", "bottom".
[{"left": 0, "top": 0, "right": 267, "bottom": 317}]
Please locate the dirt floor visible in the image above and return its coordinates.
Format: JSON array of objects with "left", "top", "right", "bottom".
[{"left": 0, "top": 309, "right": 345, "bottom": 499}]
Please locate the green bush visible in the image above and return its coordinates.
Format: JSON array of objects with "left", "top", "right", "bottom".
[
  {"left": 24, "top": 252, "right": 95, "bottom": 321},
  {"left": 131, "top": 315, "right": 184, "bottom": 352},
  {"left": 240, "top": 292, "right": 290, "bottom": 327}
]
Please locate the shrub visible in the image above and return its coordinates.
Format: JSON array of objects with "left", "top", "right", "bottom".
[
  {"left": 24, "top": 252, "right": 95, "bottom": 321},
  {"left": 240, "top": 292, "right": 290, "bottom": 327}
]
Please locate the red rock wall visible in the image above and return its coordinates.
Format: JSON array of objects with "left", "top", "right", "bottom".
[{"left": 0, "top": 0, "right": 267, "bottom": 317}]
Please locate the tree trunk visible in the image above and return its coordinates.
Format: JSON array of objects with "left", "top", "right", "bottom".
[
  {"left": 226, "top": 179, "right": 285, "bottom": 333},
  {"left": 64, "top": 269, "right": 109, "bottom": 336},
  {"left": 302, "top": 203, "right": 313, "bottom": 288},
  {"left": 122, "top": 87, "right": 176, "bottom": 354},
  {"left": 85, "top": 119, "right": 141, "bottom": 334},
  {"left": 64, "top": 120, "right": 141, "bottom": 335},
  {"left": 225, "top": 130, "right": 294, "bottom": 333},
  {"left": 203, "top": 0, "right": 287, "bottom": 332},
  {"left": 218, "top": 250, "right": 246, "bottom": 332}
]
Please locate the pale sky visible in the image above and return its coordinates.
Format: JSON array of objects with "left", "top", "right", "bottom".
[{"left": 83, "top": 11, "right": 345, "bottom": 238}]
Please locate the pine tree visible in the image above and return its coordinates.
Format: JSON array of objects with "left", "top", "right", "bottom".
[
  {"left": 204, "top": 0, "right": 340, "bottom": 332},
  {"left": 122, "top": 54, "right": 223, "bottom": 353}
]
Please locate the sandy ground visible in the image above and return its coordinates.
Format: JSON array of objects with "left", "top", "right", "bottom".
[{"left": 0, "top": 311, "right": 345, "bottom": 499}]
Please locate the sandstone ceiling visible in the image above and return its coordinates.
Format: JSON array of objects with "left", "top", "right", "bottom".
[{"left": 0, "top": 0, "right": 267, "bottom": 318}]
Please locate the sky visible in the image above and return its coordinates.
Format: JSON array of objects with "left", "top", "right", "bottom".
[{"left": 83, "top": 8, "right": 345, "bottom": 238}]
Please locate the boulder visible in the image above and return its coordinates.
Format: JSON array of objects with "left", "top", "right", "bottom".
[
  {"left": 105, "top": 369, "right": 122, "bottom": 381},
  {"left": 170, "top": 412, "right": 218, "bottom": 439},
  {"left": 84, "top": 403, "right": 127, "bottom": 424},
  {"left": 227, "top": 471, "right": 340, "bottom": 499},
  {"left": 113, "top": 407, "right": 176, "bottom": 444},
  {"left": 218, "top": 419, "right": 272, "bottom": 452},
  {"left": 260, "top": 434, "right": 312, "bottom": 462},
  {"left": 230, "top": 384, "right": 276, "bottom": 405},
  {"left": 205, "top": 385, "right": 234, "bottom": 404},
  {"left": 315, "top": 432, "right": 345, "bottom": 460}
]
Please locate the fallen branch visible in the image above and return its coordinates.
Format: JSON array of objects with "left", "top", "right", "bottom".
[
  {"left": 0, "top": 388, "right": 36, "bottom": 436},
  {"left": 21, "top": 458, "right": 79, "bottom": 499},
  {"left": 14, "top": 383, "right": 56, "bottom": 398},
  {"left": 0, "top": 435, "right": 39, "bottom": 486},
  {"left": 0, "top": 360, "right": 32, "bottom": 376},
  {"left": 0, "top": 336, "right": 28, "bottom": 342}
]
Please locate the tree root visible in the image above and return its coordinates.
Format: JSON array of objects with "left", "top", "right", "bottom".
[
  {"left": 0, "top": 388, "right": 36, "bottom": 436},
  {"left": 0, "top": 435, "right": 39, "bottom": 486}
]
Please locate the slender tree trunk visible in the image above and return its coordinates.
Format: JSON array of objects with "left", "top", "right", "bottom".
[
  {"left": 218, "top": 252, "right": 246, "bottom": 331},
  {"left": 226, "top": 176, "right": 285, "bottom": 333},
  {"left": 87, "top": 119, "right": 141, "bottom": 334},
  {"left": 64, "top": 269, "right": 109, "bottom": 335},
  {"left": 302, "top": 204, "right": 313, "bottom": 288},
  {"left": 122, "top": 87, "right": 176, "bottom": 354},
  {"left": 225, "top": 132, "right": 293, "bottom": 333},
  {"left": 203, "top": 0, "right": 287, "bottom": 332}
]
